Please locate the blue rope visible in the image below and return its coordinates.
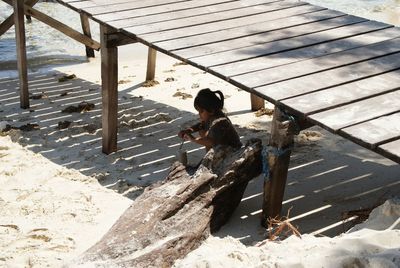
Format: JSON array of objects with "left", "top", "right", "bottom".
[{"left": 262, "top": 145, "right": 294, "bottom": 178}]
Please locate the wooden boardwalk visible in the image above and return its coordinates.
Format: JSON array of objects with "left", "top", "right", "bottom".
[
  {"left": 55, "top": 0, "right": 400, "bottom": 164},
  {"left": 2, "top": 0, "right": 400, "bottom": 220}
]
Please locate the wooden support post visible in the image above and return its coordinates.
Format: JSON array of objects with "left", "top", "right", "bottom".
[
  {"left": 146, "top": 47, "right": 157, "bottom": 81},
  {"left": 14, "top": 0, "right": 29, "bottom": 109},
  {"left": 80, "top": 13, "right": 95, "bottom": 58},
  {"left": 250, "top": 94, "right": 265, "bottom": 111},
  {"left": 100, "top": 25, "right": 118, "bottom": 154},
  {"left": 262, "top": 106, "right": 296, "bottom": 225}
]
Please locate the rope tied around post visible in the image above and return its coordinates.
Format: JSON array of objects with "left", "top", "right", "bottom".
[{"left": 262, "top": 144, "right": 294, "bottom": 179}]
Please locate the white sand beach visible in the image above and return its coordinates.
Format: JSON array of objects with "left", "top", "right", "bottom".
[{"left": 1, "top": 41, "right": 400, "bottom": 267}]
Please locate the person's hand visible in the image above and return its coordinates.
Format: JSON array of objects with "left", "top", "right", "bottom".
[
  {"left": 178, "top": 128, "right": 193, "bottom": 138},
  {"left": 183, "top": 133, "right": 195, "bottom": 141}
]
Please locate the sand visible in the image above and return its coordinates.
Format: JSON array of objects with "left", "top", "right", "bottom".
[{"left": 1, "top": 43, "right": 400, "bottom": 267}]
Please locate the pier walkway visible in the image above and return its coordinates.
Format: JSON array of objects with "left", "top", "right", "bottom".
[{"left": 2, "top": 0, "right": 400, "bottom": 219}]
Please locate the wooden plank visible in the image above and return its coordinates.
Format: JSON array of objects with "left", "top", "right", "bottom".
[
  {"left": 190, "top": 20, "right": 390, "bottom": 67},
  {"left": 340, "top": 112, "right": 400, "bottom": 149},
  {"left": 0, "top": 0, "right": 39, "bottom": 36},
  {"left": 13, "top": 0, "right": 29, "bottom": 109},
  {"left": 96, "top": 0, "right": 242, "bottom": 23},
  {"left": 174, "top": 15, "right": 366, "bottom": 59},
  {"left": 253, "top": 51, "right": 400, "bottom": 103},
  {"left": 232, "top": 33, "right": 400, "bottom": 89},
  {"left": 155, "top": 9, "right": 347, "bottom": 51},
  {"left": 101, "top": 25, "right": 118, "bottom": 154},
  {"left": 282, "top": 69, "right": 400, "bottom": 115},
  {"left": 308, "top": 90, "right": 400, "bottom": 132},
  {"left": 139, "top": 4, "right": 325, "bottom": 42},
  {"left": 212, "top": 27, "right": 400, "bottom": 77},
  {"left": 80, "top": 13, "right": 95, "bottom": 57},
  {"left": 124, "top": 1, "right": 307, "bottom": 36},
  {"left": 79, "top": 0, "right": 193, "bottom": 14},
  {"left": 378, "top": 139, "right": 400, "bottom": 164}
]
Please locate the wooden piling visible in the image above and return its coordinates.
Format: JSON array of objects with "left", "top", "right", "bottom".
[
  {"left": 250, "top": 94, "right": 265, "bottom": 111},
  {"left": 146, "top": 47, "right": 157, "bottom": 81},
  {"left": 262, "top": 106, "right": 295, "bottom": 225},
  {"left": 100, "top": 25, "right": 118, "bottom": 154},
  {"left": 80, "top": 13, "right": 95, "bottom": 58},
  {"left": 13, "top": 0, "right": 29, "bottom": 109}
]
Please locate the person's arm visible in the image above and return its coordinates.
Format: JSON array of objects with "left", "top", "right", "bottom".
[{"left": 183, "top": 132, "right": 214, "bottom": 149}]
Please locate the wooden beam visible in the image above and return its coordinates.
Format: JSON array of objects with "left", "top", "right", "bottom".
[
  {"left": 146, "top": 47, "right": 157, "bottom": 81},
  {"left": 262, "top": 106, "right": 296, "bottom": 225},
  {"left": 106, "top": 32, "right": 137, "bottom": 47},
  {"left": 250, "top": 94, "right": 265, "bottom": 111},
  {"left": 101, "top": 25, "right": 118, "bottom": 154},
  {"left": 80, "top": 13, "right": 95, "bottom": 58},
  {"left": 14, "top": 0, "right": 29, "bottom": 109},
  {"left": 3, "top": 0, "right": 100, "bottom": 50},
  {"left": 0, "top": 0, "right": 39, "bottom": 36}
]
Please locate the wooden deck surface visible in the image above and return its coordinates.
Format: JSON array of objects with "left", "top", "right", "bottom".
[{"left": 56, "top": 0, "right": 400, "bottom": 164}]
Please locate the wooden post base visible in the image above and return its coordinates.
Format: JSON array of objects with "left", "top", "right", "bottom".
[
  {"left": 261, "top": 106, "right": 296, "bottom": 225},
  {"left": 250, "top": 94, "right": 265, "bottom": 111},
  {"left": 146, "top": 47, "right": 157, "bottom": 81}
]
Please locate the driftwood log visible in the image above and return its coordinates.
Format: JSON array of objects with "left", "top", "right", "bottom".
[{"left": 73, "top": 139, "right": 262, "bottom": 267}]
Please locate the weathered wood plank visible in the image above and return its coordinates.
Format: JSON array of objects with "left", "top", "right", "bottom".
[
  {"left": 155, "top": 9, "right": 347, "bottom": 51},
  {"left": 378, "top": 139, "right": 400, "bottom": 164},
  {"left": 125, "top": 1, "right": 307, "bottom": 36},
  {"left": 138, "top": 4, "right": 325, "bottom": 43},
  {"left": 102, "top": 0, "right": 269, "bottom": 28},
  {"left": 212, "top": 27, "right": 400, "bottom": 77},
  {"left": 232, "top": 33, "right": 400, "bottom": 89},
  {"left": 190, "top": 20, "right": 390, "bottom": 67},
  {"left": 174, "top": 15, "right": 366, "bottom": 59},
  {"left": 253, "top": 51, "right": 400, "bottom": 103},
  {"left": 282, "top": 69, "right": 400, "bottom": 115},
  {"left": 101, "top": 25, "right": 118, "bottom": 154},
  {"left": 96, "top": 0, "right": 241, "bottom": 23},
  {"left": 308, "top": 91, "right": 400, "bottom": 132},
  {"left": 0, "top": 0, "right": 39, "bottom": 36},
  {"left": 340, "top": 112, "right": 400, "bottom": 149},
  {"left": 79, "top": 0, "right": 193, "bottom": 15}
]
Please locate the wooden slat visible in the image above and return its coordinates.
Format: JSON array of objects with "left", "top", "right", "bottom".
[
  {"left": 233, "top": 33, "right": 400, "bottom": 90},
  {"left": 212, "top": 27, "right": 400, "bottom": 77},
  {"left": 124, "top": 1, "right": 307, "bottom": 36},
  {"left": 174, "top": 15, "right": 366, "bottom": 59},
  {"left": 190, "top": 20, "right": 390, "bottom": 67},
  {"left": 378, "top": 139, "right": 400, "bottom": 164},
  {"left": 340, "top": 112, "right": 400, "bottom": 149},
  {"left": 102, "top": 0, "right": 269, "bottom": 28},
  {"left": 79, "top": 0, "right": 193, "bottom": 14},
  {"left": 308, "top": 90, "right": 400, "bottom": 132},
  {"left": 282, "top": 69, "right": 400, "bottom": 115},
  {"left": 80, "top": 13, "right": 95, "bottom": 57},
  {"left": 253, "top": 52, "right": 400, "bottom": 103},
  {"left": 139, "top": 4, "right": 325, "bottom": 43},
  {"left": 154, "top": 9, "right": 347, "bottom": 51}
]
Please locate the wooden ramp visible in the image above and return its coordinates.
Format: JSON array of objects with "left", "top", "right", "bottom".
[{"left": 3, "top": 0, "right": 400, "bottom": 221}]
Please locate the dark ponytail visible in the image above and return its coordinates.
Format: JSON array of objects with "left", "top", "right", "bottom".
[{"left": 194, "top": 88, "right": 225, "bottom": 114}]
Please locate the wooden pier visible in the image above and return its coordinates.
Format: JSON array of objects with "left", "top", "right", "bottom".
[{"left": 1, "top": 0, "right": 399, "bottom": 221}]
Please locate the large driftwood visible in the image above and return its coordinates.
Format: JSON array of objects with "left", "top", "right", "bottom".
[{"left": 73, "top": 139, "right": 262, "bottom": 267}]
